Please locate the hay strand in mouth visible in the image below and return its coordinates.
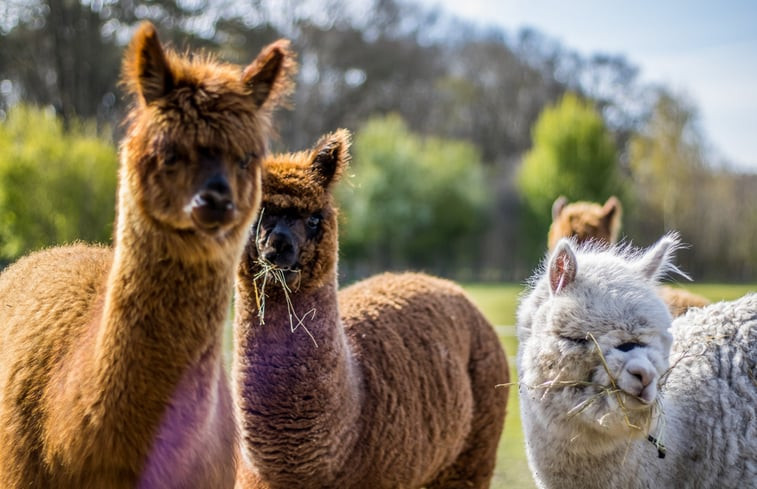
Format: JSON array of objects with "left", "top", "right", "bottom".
[
  {"left": 252, "top": 257, "right": 318, "bottom": 348},
  {"left": 250, "top": 206, "right": 318, "bottom": 347},
  {"left": 586, "top": 332, "right": 643, "bottom": 432},
  {"left": 505, "top": 332, "right": 665, "bottom": 450}
]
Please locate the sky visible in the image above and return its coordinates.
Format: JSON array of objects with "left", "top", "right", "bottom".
[{"left": 416, "top": 0, "right": 757, "bottom": 173}]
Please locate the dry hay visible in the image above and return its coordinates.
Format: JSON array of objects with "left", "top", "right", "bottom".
[{"left": 250, "top": 209, "right": 318, "bottom": 347}]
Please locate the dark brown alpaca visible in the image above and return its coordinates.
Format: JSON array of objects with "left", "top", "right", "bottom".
[
  {"left": 0, "top": 23, "right": 294, "bottom": 488},
  {"left": 233, "top": 130, "right": 509, "bottom": 489},
  {"left": 548, "top": 195, "right": 710, "bottom": 316}
]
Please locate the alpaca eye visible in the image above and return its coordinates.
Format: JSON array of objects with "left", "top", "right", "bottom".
[
  {"left": 616, "top": 342, "right": 644, "bottom": 352},
  {"left": 238, "top": 152, "right": 257, "bottom": 170},
  {"left": 559, "top": 335, "right": 588, "bottom": 345},
  {"left": 162, "top": 150, "right": 178, "bottom": 167},
  {"left": 306, "top": 215, "right": 321, "bottom": 230}
]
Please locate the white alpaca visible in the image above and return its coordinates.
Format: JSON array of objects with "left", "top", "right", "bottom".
[{"left": 516, "top": 235, "right": 756, "bottom": 489}]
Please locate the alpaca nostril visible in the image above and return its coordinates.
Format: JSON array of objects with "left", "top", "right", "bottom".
[
  {"left": 195, "top": 190, "right": 233, "bottom": 212},
  {"left": 271, "top": 237, "right": 293, "bottom": 255},
  {"left": 627, "top": 365, "right": 653, "bottom": 388},
  {"left": 193, "top": 173, "right": 233, "bottom": 212},
  {"left": 263, "top": 249, "right": 279, "bottom": 263},
  {"left": 190, "top": 189, "right": 235, "bottom": 229}
]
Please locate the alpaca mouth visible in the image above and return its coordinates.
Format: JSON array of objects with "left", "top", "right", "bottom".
[
  {"left": 252, "top": 256, "right": 302, "bottom": 288},
  {"left": 622, "top": 387, "right": 656, "bottom": 406},
  {"left": 191, "top": 211, "right": 235, "bottom": 234}
]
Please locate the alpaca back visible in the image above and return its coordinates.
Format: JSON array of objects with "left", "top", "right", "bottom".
[
  {"left": 338, "top": 272, "right": 508, "bottom": 487},
  {"left": 0, "top": 245, "right": 112, "bottom": 485},
  {"left": 658, "top": 293, "right": 756, "bottom": 486},
  {"left": 657, "top": 285, "right": 712, "bottom": 317}
]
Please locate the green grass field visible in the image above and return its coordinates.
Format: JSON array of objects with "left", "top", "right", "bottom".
[{"left": 462, "top": 282, "right": 755, "bottom": 489}]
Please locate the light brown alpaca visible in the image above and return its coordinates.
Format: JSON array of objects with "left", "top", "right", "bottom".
[
  {"left": 233, "top": 130, "right": 509, "bottom": 489},
  {"left": 548, "top": 195, "right": 710, "bottom": 316},
  {"left": 0, "top": 23, "right": 294, "bottom": 488},
  {"left": 547, "top": 195, "right": 623, "bottom": 251}
]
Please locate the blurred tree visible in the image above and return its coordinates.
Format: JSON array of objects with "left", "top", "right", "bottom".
[
  {"left": 0, "top": 0, "right": 122, "bottom": 127},
  {"left": 517, "top": 92, "right": 624, "bottom": 258},
  {"left": 627, "top": 90, "right": 705, "bottom": 232},
  {"left": 337, "top": 113, "right": 490, "bottom": 279},
  {"left": 0, "top": 0, "right": 223, "bottom": 129},
  {"left": 626, "top": 89, "right": 756, "bottom": 280},
  {"left": 0, "top": 0, "right": 752, "bottom": 280},
  {"left": 0, "top": 105, "right": 117, "bottom": 263}
]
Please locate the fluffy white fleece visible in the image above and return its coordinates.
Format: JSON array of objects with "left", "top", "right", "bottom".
[{"left": 517, "top": 234, "right": 756, "bottom": 489}]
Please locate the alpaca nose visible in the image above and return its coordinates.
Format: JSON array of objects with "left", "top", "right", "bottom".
[
  {"left": 627, "top": 362, "right": 654, "bottom": 388},
  {"left": 190, "top": 173, "right": 235, "bottom": 229},
  {"left": 262, "top": 225, "right": 297, "bottom": 268},
  {"left": 620, "top": 357, "right": 659, "bottom": 403}
]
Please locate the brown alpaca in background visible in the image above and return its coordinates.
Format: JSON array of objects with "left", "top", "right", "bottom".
[
  {"left": 0, "top": 23, "right": 294, "bottom": 488},
  {"left": 234, "top": 130, "right": 509, "bottom": 489},
  {"left": 548, "top": 195, "right": 623, "bottom": 250},
  {"left": 548, "top": 195, "right": 710, "bottom": 316}
]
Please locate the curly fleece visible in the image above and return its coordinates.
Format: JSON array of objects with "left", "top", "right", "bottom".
[{"left": 234, "top": 131, "right": 509, "bottom": 489}]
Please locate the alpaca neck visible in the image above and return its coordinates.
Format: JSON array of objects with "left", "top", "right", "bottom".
[
  {"left": 522, "top": 397, "right": 666, "bottom": 489},
  {"left": 52, "top": 199, "right": 237, "bottom": 478},
  {"left": 234, "top": 274, "right": 362, "bottom": 483}
]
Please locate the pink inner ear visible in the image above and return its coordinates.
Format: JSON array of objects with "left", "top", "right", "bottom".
[{"left": 550, "top": 249, "right": 576, "bottom": 294}]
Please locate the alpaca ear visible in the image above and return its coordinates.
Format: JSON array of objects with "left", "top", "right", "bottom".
[
  {"left": 125, "top": 22, "right": 174, "bottom": 105},
  {"left": 636, "top": 233, "right": 683, "bottom": 282},
  {"left": 552, "top": 196, "right": 569, "bottom": 220},
  {"left": 548, "top": 239, "right": 577, "bottom": 295},
  {"left": 242, "top": 39, "right": 297, "bottom": 109},
  {"left": 602, "top": 196, "right": 623, "bottom": 242},
  {"left": 311, "top": 129, "right": 351, "bottom": 188}
]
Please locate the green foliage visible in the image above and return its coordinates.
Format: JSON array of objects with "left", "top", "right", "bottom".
[
  {"left": 627, "top": 90, "right": 705, "bottom": 230},
  {"left": 518, "top": 93, "right": 624, "bottom": 228},
  {"left": 516, "top": 93, "right": 624, "bottom": 263},
  {"left": 626, "top": 90, "right": 757, "bottom": 280},
  {"left": 337, "top": 114, "right": 490, "bottom": 276},
  {"left": 0, "top": 105, "right": 117, "bottom": 262}
]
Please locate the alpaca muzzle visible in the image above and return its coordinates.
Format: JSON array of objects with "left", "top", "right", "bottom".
[
  {"left": 619, "top": 357, "right": 658, "bottom": 404},
  {"left": 190, "top": 174, "right": 235, "bottom": 231},
  {"left": 261, "top": 224, "right": 298, "bottom": 269}
]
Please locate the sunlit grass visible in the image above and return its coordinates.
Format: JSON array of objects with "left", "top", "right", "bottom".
[{"left": 462, "top": 283, "right": 534, "bottom": 489}]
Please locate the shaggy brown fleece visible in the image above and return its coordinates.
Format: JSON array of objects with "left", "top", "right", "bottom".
[
  {"left": 234, "top": 130, "right": 509, "bottom": 489},
  {"left": 0, "top": 22, "right": 295, "bottom": 488},
  {"left": 657, "top": 285, "right": 712, "bottom": 317},
  {"left": 547, "top": 195, "right": 710, "bottom": 317},
  {"left": 548, "top": 195, "right": 622, "bottom": 250}
]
